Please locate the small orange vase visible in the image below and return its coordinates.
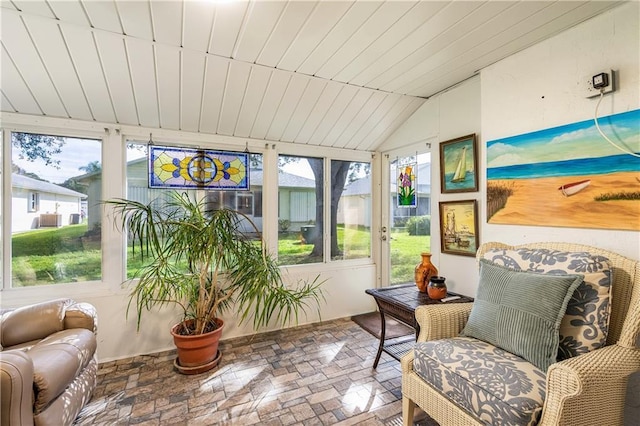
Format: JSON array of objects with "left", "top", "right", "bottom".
[
  {"left": 427, "top": 276, "right": 447, "bottom": 300},
  {"left": 415, "top": 253, "right": 438, "bottom": 293}
]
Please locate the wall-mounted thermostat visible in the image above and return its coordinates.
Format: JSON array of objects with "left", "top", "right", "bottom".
[
  {"left": 592, "top": 72, "right": 609, "bottom": 89},
  {"left": 582, "top": 69, "right": 615, "bottom": 98}
]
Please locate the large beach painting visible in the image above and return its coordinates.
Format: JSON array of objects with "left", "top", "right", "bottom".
[{"left": 486, "top": 109, "right": 640, "bottom": 231}]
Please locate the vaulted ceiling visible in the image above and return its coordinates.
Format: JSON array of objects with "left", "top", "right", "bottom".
[{"left": 0, "top": 1, "right": 621, "bottom": 151}]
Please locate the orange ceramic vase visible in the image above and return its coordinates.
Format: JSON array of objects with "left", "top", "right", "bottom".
[
  {"left": 415, "top": 253, "right": 438, "bottom": 293},
  {"left": 427, "top": 276, "right": 447, "bottom": 300}
]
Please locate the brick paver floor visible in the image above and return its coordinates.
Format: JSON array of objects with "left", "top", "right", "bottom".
[{"left": 75, "top": 317, "right": 436, "bottom": 426}]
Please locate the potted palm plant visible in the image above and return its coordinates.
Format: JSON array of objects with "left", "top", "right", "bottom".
[{"left": 106, "top": 191, "right": 323, "bottom": 374}]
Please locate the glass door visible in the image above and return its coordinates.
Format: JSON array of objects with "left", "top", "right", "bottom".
[{"left": 381, "top": 149, "right": 432, "bottom": 286}]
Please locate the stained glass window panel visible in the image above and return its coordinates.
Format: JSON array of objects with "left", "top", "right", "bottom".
[{"left": 149, "top": 145, "right": 249, "bottom": 190}]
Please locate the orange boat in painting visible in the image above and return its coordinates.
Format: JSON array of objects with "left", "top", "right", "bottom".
[{"left": 558, "top": 179, "right": 591, "bottom": 197}]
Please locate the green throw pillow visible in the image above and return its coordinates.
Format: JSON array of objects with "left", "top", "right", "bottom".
[{"left": 461, "top": 259, "right": 583, "bottom": 371}]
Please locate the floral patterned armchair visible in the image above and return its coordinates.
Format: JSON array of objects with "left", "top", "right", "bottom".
[{"left": 402, "top": 242, "right": 640, "bottom": 426}]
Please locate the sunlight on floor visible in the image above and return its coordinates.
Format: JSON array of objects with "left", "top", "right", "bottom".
[{"left": 341, "top": 382, "right": 387, "bottom": 415}]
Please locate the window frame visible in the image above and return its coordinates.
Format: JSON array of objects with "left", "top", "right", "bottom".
[
  {"left": 1, "top": 125, "right": 109, "bottom": 293},
  {"left": 1, "top": 116, "right": 376, "bottom": 296},
  {"left": 275, "top": 148, "right": 374, "bottom": 267},
  {"left": 28, "top": 192, "right": 40, "bottom": 212}
]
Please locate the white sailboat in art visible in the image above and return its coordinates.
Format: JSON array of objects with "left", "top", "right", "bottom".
[{"left": 451, "top": 147, "right": 467, "bottom": 183}]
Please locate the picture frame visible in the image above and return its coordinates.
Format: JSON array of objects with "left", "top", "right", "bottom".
[
  {"left": 439, "top": 199, "right": 479, "bottom": 257},
  {"left": 439, "top": 134, "right": 478, "bottom": 193}
]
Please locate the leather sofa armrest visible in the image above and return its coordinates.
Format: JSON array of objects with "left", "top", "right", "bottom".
[
  {"left": 1, "top": 299, "right": 71, "bottom": 347},
  {"left": 1, "top": 350, "right": 35, "bottom": 426},
  {"left": 414, "top": 302, "right": 473, "bottom": 342},
  {"left": 540, "top": 344, "right": 640, "bottom": 426},
  {"left": 64, "top": 302, "right": 98, "bottom": 334}
]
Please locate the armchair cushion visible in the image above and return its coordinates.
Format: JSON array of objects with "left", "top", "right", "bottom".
[
  {"left": 413, "top": 337, "right": 547, "bottom": 426},
  {"left": 461, "top": 259, "right": 583, "bottom": 371},
  {"left": 30, "top": 328, "right": 97, "bottom": 412},
  {"left": 482, "top": 248, "right": 612, "bottom": 360}
]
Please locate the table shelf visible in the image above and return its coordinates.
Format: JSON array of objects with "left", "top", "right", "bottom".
[
  {"left": 365, "top": 283, "right": 473, "bottom": 368},
  {"left": 382, "top": 336, "right": 415, "bottom": 361}
]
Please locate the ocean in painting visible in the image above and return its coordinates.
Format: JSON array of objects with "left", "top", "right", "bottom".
[
  {"left": 486, "top": 109, "right": 639, "bottom": 231},
  {"left": 443, "top": 172, "right": 477, "bottom": 190},
  {"left": 487, "top": 152, "right": 640, "bottom": 180},
  {"left": 486, "top": 108, "right": 640, "bottom": 181}
]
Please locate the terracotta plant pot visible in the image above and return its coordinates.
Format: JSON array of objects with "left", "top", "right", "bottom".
[{"left": 170, "top": 318, "right": 224, "bottom": 374}]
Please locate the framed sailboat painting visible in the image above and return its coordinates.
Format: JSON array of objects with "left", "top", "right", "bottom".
[{"left": 439, "top": 134, "right": 478, "bottom": 193}]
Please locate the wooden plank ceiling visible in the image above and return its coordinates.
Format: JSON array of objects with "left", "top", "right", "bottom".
[{"left": 0, "top": 1, "right": 621, "bottom": 151}]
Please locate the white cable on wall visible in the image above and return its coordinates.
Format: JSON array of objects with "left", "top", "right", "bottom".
[{"left": 594, "top": 91, "right": 640, "bottom": 158}]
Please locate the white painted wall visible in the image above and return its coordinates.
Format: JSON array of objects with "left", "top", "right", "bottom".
[
  {"left": 379, "top": 3, "right": 639, "bottom": 299},
  {"left": 481, "top": 2, "right": 639, "bottom": 262},
  {"left": 83, "top": 263, "right": 376, "bottom": 362},
  {"left": 380, "top": 76, "right": 482, "bottom": 298},
  {"left": 11, "top": 189, "right": 39, "bottom": 231}
]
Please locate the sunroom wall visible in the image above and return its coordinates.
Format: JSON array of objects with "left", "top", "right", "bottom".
[{"left": 0, "top": 114, "right": 377, "bottom": 361}]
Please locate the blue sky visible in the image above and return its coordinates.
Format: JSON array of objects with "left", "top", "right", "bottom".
[
  {"left": 12, "top": 136, "right": 102, "bottom": 184},
  {"left": 487, "top": 109, "right": 640, "bottom": 168}
]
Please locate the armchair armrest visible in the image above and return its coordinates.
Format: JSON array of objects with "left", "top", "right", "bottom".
[
  {"left": 414, "top": 302, "right": 473, "bottom": 341},
  {"left": 540, "top": 345, "right": 640, "bottom": 426},
  {"left": 402, "top": 303, "right": 474, "bottom": 374},
  {"left": 64, "top": 302, "right": 97, "bottom": 334},
  {"left": 0, "top": 350, "right": 35, "bottom": 426}
]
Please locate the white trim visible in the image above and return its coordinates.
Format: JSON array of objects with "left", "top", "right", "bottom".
[{"left": 1, "top": 112, "right": 372, "bottom": 162}]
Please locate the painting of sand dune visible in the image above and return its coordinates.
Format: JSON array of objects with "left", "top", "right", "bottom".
[{"left": 486, "top": 109, "right": 640, "bottom": 231}]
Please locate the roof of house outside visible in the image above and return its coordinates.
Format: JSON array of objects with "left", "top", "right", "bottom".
[
  {"left": 276, "top": 171, "right": 315, "bottom": 189},
  {"left": 79, "top": 157, "right": 317, "bottom": 190},
  {"left": 343, "top": 162, "right": 432, "bottom": 196},
  {"left": 12, "top": 174, "right": 87, "bottom": 198}
]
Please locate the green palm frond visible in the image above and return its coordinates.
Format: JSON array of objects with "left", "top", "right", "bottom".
[{"left": 105, "top": 191, "right": 324, "bottom": 334}]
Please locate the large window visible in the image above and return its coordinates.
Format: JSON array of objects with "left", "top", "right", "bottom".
[
  {"left": 9, "top": 132, "right": 102, "bottom": 287},
  {"left": 125, "top": 143, "right": 264, "bottom": 275},
  {"left": 331, "top": 160, "right": 371, "bottom": 260},
  {"left": 278, "top": 155, "right": 323, "bottom": 265}
]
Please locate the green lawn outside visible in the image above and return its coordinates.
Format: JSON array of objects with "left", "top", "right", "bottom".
[
  {"left": 389, "top": 227, "right": 431, "bottom": 284},
  {"left": 277, "top": 225, "right": 372, "bottom": 265},
  {"left": 11, "top": 224, "right": 427, "bottom": 286},
  {"left": 12, "top": 223, "right": 101, "bottom": 286}
]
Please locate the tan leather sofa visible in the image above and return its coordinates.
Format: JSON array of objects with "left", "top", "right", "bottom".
[{"left": 0, "top": 299, "right": 98, "bottom": 426}]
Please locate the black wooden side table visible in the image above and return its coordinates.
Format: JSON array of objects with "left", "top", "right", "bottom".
[{"left": 365, "top": 283, "right": 473, "bottom": 368}]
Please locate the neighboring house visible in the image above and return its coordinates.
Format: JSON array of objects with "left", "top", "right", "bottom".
[
  {"left": 277, "top": 171, "right": 316, "bottom": 231},
  {"left": 341, "top": 162, "right": 431, "bottom": 229},
  {"left": 339, "top": 177, "right": 372, "bottom": 228},
  {"left": 80, "top": 157, "right": 422, "bottom": 233},
  {"left": 77, "top": 158, "right": 319, "bottom": 233},
  {"left": 11, "top": 173, "right": 86, "bottom": 233}
]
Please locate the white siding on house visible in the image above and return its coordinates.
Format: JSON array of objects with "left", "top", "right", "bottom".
[
  {"left": 289, "top": 191, "right": 315, "bottom": 222},
  {"left": 11, "top": 188, "right": 39, "bottom": 232},
  {"left": 11, "top": 181, "right": 83, "bottom": 232}
]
